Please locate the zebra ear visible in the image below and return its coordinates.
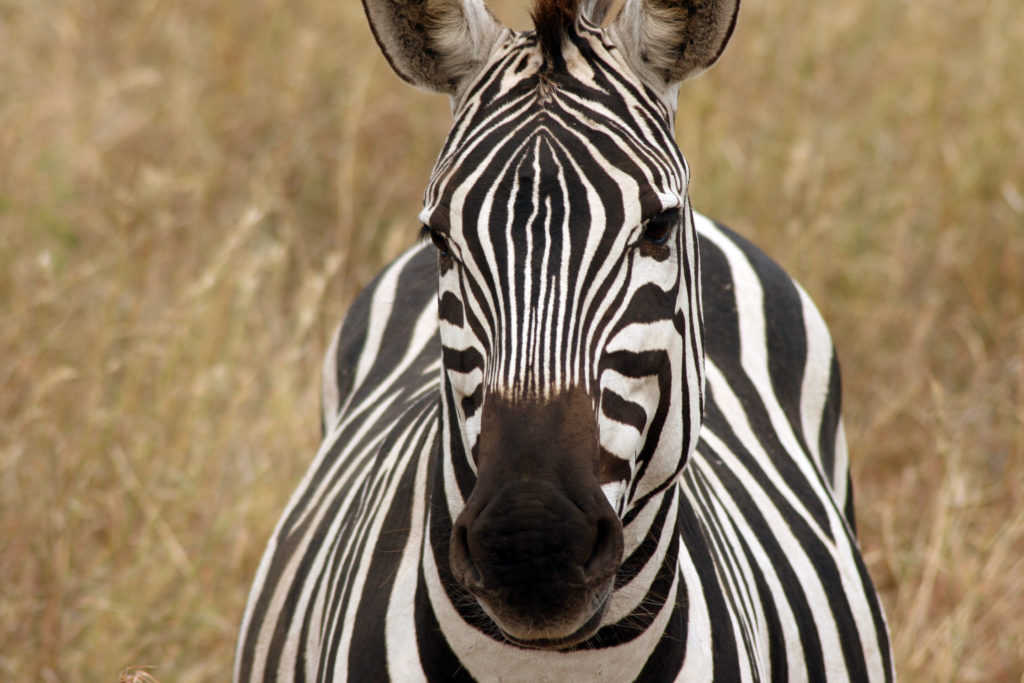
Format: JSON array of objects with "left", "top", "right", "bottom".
[
  {"left": 609, "top": 0, "right": 739, "bottom": 88},
  {"left": 362, "top": 0, "right": 508, "bottom": 94}
]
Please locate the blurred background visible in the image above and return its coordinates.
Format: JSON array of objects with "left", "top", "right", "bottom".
[{"left": 1, "top": 0, "right": 1021, "bottom": 679}]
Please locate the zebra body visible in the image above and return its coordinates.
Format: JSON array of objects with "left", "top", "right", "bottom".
[
  {"left": 237, "top": 0, "right": 893, "bottom": 679},
  {"left": 237, "top": 221, "right": 890, "bottom": 681}
]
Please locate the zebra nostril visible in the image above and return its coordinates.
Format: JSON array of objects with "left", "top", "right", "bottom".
[
  {"left": 450, "top": 523, "right": 482, "bottom": 588},
  {"left": 584, "top": 515, "right": 623, "bottom": 580},
  {"left": 585, "top": 518, "right": 608, "bottom": 569}
]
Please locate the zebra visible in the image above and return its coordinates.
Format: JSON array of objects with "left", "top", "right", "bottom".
[{"left": 235, "top": 0, "right": 895, "bottom": 679}]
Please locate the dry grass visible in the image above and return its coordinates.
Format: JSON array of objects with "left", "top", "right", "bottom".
[
  {"left": 119, "top": 667, "right": 161, "bottom": 683},
  {"left": 1, "top": 0, "right": 1020, "bottom": 680}
]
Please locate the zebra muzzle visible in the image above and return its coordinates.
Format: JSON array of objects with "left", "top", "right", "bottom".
[{"left": 448, "top": 389, "right": 624, "bottom": 648}]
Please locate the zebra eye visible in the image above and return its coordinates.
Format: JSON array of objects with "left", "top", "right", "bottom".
[
  {"left": 642, "top": 208, "right": 679, "bottom": 245},
  {"left": 420, "top": 225, "right": 450, "bottom": 256}
]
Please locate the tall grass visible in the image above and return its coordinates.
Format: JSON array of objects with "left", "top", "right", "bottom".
[{"left": 1, "top": 0, "right": 1020, "bottom": 679}]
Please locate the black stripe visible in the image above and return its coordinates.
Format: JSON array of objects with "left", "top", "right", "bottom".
[
  {"left": 601, "top": 388, "right": 647, "bottom": 432},
  {"left": 820, "top": 353, "right": 843, "bottom": 496},
  {"left": 438, "top": 291, "right": 464, "bottom": 327}
]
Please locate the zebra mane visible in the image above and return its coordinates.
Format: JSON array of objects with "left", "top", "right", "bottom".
[{"left": 530, "top": 0, "right": 583, "bottom": 71}]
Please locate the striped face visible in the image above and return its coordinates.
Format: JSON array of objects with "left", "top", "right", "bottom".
[
  {"left": 422, "top": 26, "right": 705, "bottom": 523},
  {"left": 420, "top": 21, "right": 709, "bottom": 647}
]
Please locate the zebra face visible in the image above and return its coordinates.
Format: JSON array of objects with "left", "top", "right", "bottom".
[{"left": 420, "top": 27, "right": 708, "bottom": 647}]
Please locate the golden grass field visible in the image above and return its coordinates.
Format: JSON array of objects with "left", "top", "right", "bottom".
[{"left": 2, "top": 0, "right": 1021, "bottom": 679}]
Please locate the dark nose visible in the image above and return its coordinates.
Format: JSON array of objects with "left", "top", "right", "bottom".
[
  {"left": 448, "top": 387, "right": 625, "bottom": 637},
  {"left": 450, "top": 479, "right": 623, "bottom": 624}
]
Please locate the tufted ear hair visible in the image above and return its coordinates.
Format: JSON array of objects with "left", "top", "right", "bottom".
[
  {"left": 363, "top": 0, "right": 509, "bottom": 94},
  {"left": 609, "top": 0, "right": 739, "bottom": 89},
  {"left": 581, "top": 0, "right": 615, "bottom": 25}
]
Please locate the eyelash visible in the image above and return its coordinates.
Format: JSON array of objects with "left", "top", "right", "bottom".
[
  {"left": 642, "top": 208, "right": 680, "bottom": 245},
  {"left": 420, "top": 225, "right": 450, "bottom": 256}
]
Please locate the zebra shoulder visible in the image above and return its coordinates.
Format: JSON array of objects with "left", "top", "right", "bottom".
[
  {"left": 320, "top": 241, "right": 439, "bottom": 432},
  {"left": 695, "top": 214, "right": 853, "bottom": 526}
]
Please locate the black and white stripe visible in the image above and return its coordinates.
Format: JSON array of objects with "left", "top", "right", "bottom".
[{"left": 236, "top": 2, "right": 893, "bottom": 680}]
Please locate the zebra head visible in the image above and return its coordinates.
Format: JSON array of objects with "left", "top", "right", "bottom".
[{"left": 365, "top": 0, "right": 737, "bottom": 650}]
